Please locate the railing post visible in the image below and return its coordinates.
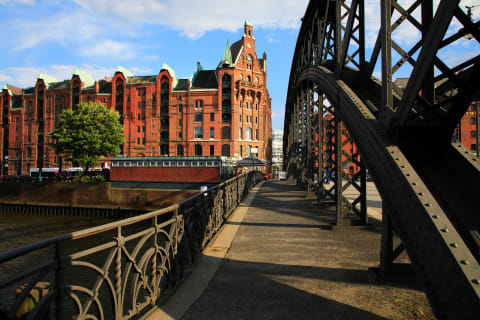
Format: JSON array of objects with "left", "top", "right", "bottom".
[
  {"left": 54, "top": 242, "right": 65, "bottom": 320},
  {"left": 115, "top": 227, "right": 123, "bottom": 319}
]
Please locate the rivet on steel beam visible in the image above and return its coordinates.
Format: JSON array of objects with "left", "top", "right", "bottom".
[
  {"left": 432, "top": 215, "right": 439, "bottom": 219},
  {"left": 418, "top": 192, "right": 424, "bottom": 196},
  {"left": 473, "top": 279, "right": 480, "bottom": 284},
  {"left": 442, "top": 227, "right": 448, "bottom": 233},
  {"left": 461, "top": 260, "right": 469, "bottom": 265},
  {"left": 406, "top": 173, "right": 411, "bottom": 177},
  {"left": 401, "top": 165, "right": 406, "bottom": 168},
  {"left": 450, "top": 243, "right": 459, "bottom": 248},
  {"left": 412, "top": 182, "right": 417, "bottom": 186},
  {"left": 425, "top": 203, "right": 431, "bottom": 207}
]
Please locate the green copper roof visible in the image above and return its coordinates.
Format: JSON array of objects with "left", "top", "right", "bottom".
[
  {"left": 191, "top": 62, "right": 204, "bottom": 85},
  {"left": 218, "top": 40, "right": 235, "bottom": 68},
  {"left": 37, "top": 73, "right": 58, "bottom": 88},
  {"left": 116, "top": 66, "right": 133, "bottom": 78},
  {"left": 1, "top": 83, "right": 11, "bottom": 95},
  {"left": 245, "top": 20, "right": 253, "bottom": 27},
  {"left": 161, "top": 63, "right": 178, "bottom": 88},
  {"left": 73, "top": 68, "right": 94, "bottom": 88}
]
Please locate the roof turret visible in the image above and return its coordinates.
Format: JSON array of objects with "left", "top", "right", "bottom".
[
  {"left": 218, "top": 40, "right": 235, "bottom": 68},
  {"left": 37, "top": 73, "right": 58, "bottom": 88},
  {"left": 160, "top": 63, "right": 178, "bottom": 88},
  {"left": 115, "top": 66, "right": 133, "bottom": 78}
]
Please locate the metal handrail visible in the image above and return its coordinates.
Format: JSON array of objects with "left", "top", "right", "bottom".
[{"left": 0, "top": 171, "right": 264, "bottom": 319}]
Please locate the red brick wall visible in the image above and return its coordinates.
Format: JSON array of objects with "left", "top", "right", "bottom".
[{"left": 111, "top": 166, "right": 220, "bottom": 183}]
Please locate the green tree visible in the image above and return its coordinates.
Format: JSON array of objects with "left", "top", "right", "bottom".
[{"left": 48, "top": 102, "right": 125, "bottom": 170}]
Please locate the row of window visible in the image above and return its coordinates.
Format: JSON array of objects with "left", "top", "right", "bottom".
[
  {"left": 240, "top": 115, "right": 257, "bottom": 124},
  {"left": 113, "top": 160, "right": 221, "bottom": 168}
]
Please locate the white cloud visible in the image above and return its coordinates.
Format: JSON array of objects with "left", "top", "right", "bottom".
[
  {"left": 79, "top": 40, "right": 135, "bottom": 59},
  {"left": 73, "top": 0, "right": 308, "bottom": 39},
  {"left": 0, "top": 64, "right": 153, "bottom": 88}
]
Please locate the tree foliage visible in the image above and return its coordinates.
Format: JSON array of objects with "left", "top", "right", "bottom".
[{"left": 49, "top": 102, "right": 125, "bottom": 169}]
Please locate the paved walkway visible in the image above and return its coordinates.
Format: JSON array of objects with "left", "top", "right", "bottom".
[{"left": 148, "top": 180, "right": 434, "bottom": 320}]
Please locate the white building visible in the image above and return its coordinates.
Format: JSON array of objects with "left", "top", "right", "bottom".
[{"left": 272, "top": 129, "right": 284, "bottom": 171}]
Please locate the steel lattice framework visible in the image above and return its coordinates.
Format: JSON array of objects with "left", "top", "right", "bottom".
[{"left": 284, "top": 1, "right": 480, "bottom": 319}]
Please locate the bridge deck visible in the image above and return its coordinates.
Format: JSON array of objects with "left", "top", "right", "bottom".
[{"left": 151, "top": 180, "right": 434, "bottom": 320}]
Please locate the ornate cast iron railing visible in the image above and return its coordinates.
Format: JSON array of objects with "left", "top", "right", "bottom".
[{"left": 0, "top": 171, "right": 263, "bottom": 319}]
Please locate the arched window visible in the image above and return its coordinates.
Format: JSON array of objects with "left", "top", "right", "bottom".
[
  {"left": 177, "top": 145, "right": 184, "bottom": 156},
  {"left": 247, "top": 75, "right": 251, "bottom": 82},
  {"left": 246, "top": 54, "right": 253, "bottom": 62},
  {"left": 222, "top": 144, "right": 230, "bottom": 157},
  {"left": 195, "top": 144, "right": 202, "bottom": 156},
  {"left": 222, "top": 99, "right": 231, "bottom": 111},
  {"left": 222, "top": 126, "right": 231, "bottom": 139},
  {"left": 160, "top": 77, "right": 169, "bottom": 114}
]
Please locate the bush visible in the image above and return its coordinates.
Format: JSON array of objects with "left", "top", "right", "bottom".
[{"left": 80, "top": 175, "right": 92, "bottom": 184}]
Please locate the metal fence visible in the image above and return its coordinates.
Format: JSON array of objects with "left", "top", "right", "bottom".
[{"left": 0, "top": 171, "right": 263, "bottom": 319}]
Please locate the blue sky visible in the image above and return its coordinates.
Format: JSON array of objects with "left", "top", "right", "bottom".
[{"left": 0, "top": 0, "right": 479, "bottom": 130}]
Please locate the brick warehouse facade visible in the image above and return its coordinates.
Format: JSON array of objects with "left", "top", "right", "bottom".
[{"left": 0, "top": 22, "right": 272, "bottom": 177}]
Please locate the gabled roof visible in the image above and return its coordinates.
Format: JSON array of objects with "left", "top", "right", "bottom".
[
  {"left": 191, "top": 70, "right": 218, "bottom": 89},
  {"left": 230, "top": 39, "right": 243, "bottom": 64},
  {"left": 37, "top": 73, "right": 58, "bottom": 88},
  {"left": 2, "top": 83, "right": 22, "bottom": 96},
  {"left": 116, "top": 66, "right": 133, "bottom": 78},
  {"left": 73, "top": 69, "right": 94, "bottom": 87},
  {"left": 161, "top": 63, "right": 178, "bottom": 88}
]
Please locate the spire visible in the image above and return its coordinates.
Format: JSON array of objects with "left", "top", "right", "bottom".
[{"left": 218, "top": 40, "right": 234, "bottom": 68}]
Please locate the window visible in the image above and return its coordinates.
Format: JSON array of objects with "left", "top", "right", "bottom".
[
  {"left": 471, "top": 117, "right": 475, "bottom": 124},
  {"left": 222, "top": 144, "right": 230, "bottom": 157},
  {"left": 142, "top": 113, "right": 145, "bottom": 120},
  {"left": 195, "top": 144, "right": 203, "bottom": 156},
  {"left": 178, "top": 131, "right": 183, "bottom": 139},
  {"left": 142, "top": 102, "right": 146, "bottom": 108},
  {"left": 142, "top": 138, "right": 145, "bottom": 145},
  {"left": 195, "top": 100, "right": 203, "bottom": 109},
  {"left": 210, "top": 113, "right": 215, "bottom": 122},
  {"left": 137, "top": 89, "right": 141, "bottom": 97},
  {"left": 239, "top": 127, "right": 243, "bottom": 139},
  {"left": 195, "top": 126, "right": 203, "bottom": 139},
  {"left": 137, "top": 114, "right": 141, "bottom": 120},
  {"left": 246, "top": 145, "right": 251, "bottom": 156},
  {"left": 247, "top": 75, "right": 251, "bottom": 82},
  {"left": 137, "top": 138, "right": 140, "bottom": 144},
  {"left": 27, "top": 124, "right": 31, "bottom": 142},
  {"left": 195, "top": 113, "right": 203, "bottom": 122},
  {"left": 210, "top": 127, "right": 214, "bottom": 139},
  {"left": 255, "top": 116, "right": 257, "bottom": 123},
  {"left": 178, "top": 95, "right": 182, "bottom": 101},
  {"left": 471, "top": 131, "right": 476, "bottom": 138},
  {"left": 222, "top": 113, "right": 231, "bottom": 123},
  {"left": 222, "top": 126, "right": 230, "bottom": 139},
  {"left": 137, "top": 126, "right": 140, "bottom": 133},
  {"left": 255, "top": 129, "right": 259, "bottom": 140},
  {"left": 210, "top": 145, "right": 214, "bottom": 156},
  {"left": 27, "top": 147, "right": 32, "bottom": 158},
  {"left": 137, "top": 102, "right": 141, "bottom": 109},
  {"left": 245, "top": 128, "right": 252, "bottom": 140},
  {"left": 177, "top": 145, "right": 184, "bottom": 156},
  {"left": 179, "top": 104, "right": 183, "bottom": 113},
  {"left": 240, "top": 145, "right": 243, "bottom": 157},
  {"left": 142, "top": 126, "right": 145, "bottom": 132},
  {"left": 472, "top": 144, "right": 477, "bottom": 151},
  {"left": 178, "top": 119, "right": 183, "bottom": 127},
  {"left": 160, "top": 144, "right": 168, "bottom": 155}
]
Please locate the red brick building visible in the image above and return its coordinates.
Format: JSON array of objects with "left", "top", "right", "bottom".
[
  {"left": 454, "top": 101, "right": 479, "bottom": 155},
  {"left": 0, "top": 22, "right": 272, "bottom": 177}
]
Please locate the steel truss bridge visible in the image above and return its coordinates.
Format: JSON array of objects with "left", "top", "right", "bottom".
[{"left": 284, "top": 0, "right": 480, "bottom": 319}]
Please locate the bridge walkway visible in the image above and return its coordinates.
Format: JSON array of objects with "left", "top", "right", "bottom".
[{"left": 150, "top": 180, "right": 434, "bottom": 320}]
